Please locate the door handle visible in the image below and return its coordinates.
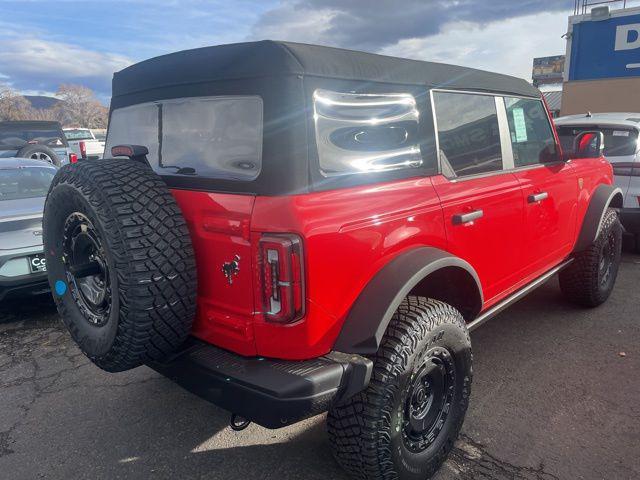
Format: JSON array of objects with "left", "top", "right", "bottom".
[
  {"left": 527, "top": 192, "right": 549, "bottom": 203},
  {"left": 452, "top": 209, "right": 483, "bottom": 225}
]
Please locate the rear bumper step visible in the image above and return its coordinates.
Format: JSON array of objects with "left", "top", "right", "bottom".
[{"left": 148, "top": 338, "right": 372, "bottom": 429}]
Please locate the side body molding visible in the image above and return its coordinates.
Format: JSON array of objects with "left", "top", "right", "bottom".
[
  {"left": 574, "top": 184, "right": 623, "bottom": 252},
  {"left": 333, "top": 247, "right": 482, "bottom": 355}
]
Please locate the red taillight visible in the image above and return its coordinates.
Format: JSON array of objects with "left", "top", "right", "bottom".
[
  {"left": 69, "top": 153, "right": 78, "bottom": 164},
  {"left": 258, "top": 234, "right": 305, "bottom": 323},
  {"left": 79, "top": 141, "right": 87, "bottom": 159}
]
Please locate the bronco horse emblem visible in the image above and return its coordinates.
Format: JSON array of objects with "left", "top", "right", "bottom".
[{"left": 222, "top": 255, "right": 241, "bottom": 285}]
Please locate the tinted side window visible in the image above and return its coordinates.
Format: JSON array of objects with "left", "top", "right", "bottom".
[
  {"left": 504, "top": 97, "right": 557, "bottom": 166},
  {"left": 432, "top": 91, "right": 502, "bottom": 178}
]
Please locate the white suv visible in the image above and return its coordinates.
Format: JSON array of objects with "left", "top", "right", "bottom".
[{"left": 556, "top": 113, "right": 640, "bottom": 251}]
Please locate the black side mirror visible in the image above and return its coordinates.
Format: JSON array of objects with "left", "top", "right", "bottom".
[{"left": 572, "top": 131, "right": 605, "bottom": 159}]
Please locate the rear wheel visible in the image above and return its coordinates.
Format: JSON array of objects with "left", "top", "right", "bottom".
[
  {"left": 43, "top": 160, "right": 197, "bottom": 372},
  {"left": 559, "top": 208, "right": 622, "bottom": 307},
  {"left": 327, "top": 297, "right": 472, "bottom": 480},
  {"left": 16, "top": 144, "right": 61, "bottom": 166}
]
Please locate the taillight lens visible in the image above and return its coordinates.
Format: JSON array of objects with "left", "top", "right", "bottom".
[
  {"left": 79, "top": 141, "right": 87, "bottom": 159},
  {"left": 259, "top": 234, "right": 305, "bottom": 323},
  {"left": 69, "top": 153, "right": 78, "bottom": 164}
]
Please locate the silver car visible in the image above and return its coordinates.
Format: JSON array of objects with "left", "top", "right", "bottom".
[
  {"left": 0, "top": 157, "right": 57, "bottom": 301},
  {"left": 555, "top": 113, "right": 640, "bottom": 251}
]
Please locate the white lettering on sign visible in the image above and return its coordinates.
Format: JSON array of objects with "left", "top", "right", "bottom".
[{"left": 614, "top": 23, "right": 640, "bottom": 51}]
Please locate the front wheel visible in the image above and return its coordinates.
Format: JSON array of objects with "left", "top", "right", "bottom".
[
  {"left": 327, "top": 297, "right": 472, "bottom": 480},
  {"left": 560, "top": 208, "right": 622, "bottom": 307}
]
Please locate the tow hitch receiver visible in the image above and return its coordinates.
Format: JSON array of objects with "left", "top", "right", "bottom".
[{"left": 230, "top": 413, "right": 251, "bottom": 431}]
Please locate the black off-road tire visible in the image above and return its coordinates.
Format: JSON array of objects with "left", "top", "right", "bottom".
[
  {"left": 17, "top": 144, "right": 62, "bottom": 166},
  {"left": 43, "top": 159, "right": 197, "bottom": 372},
  {"left": 559, "top": 208, "right": 622, "bottom": 307},
  {"left": 327, "top": 297, "right": 472, "bottom": 480}
]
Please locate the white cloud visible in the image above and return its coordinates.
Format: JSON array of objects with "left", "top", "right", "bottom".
[
  {"left": 0, "top": 36, "right": 132, "bottom": 96},
  {"left": 250, "top": 4, "right": 338, "bottom": 45},
  {"left": 380, "top": 11, "right": 570, "bottom": 81}
]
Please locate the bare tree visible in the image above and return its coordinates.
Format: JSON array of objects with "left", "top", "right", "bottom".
[
  {"left": 1, "top": 83, "right": 109, "bottom": 127},
  {"left": 54, "top": 84, "right": 109, "bottom": 128},
  {"left": 0, "top": 84, "right": 34, "bottom": 121}
]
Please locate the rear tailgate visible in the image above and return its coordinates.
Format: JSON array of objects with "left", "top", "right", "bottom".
[{"left": 170, "top": 190, "right": 258, "bottom": 355}]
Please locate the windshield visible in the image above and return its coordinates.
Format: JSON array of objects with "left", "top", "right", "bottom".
[
  {"left": 0, "top": 167, "right": 56, "bottom": 201},
  {"left": 64, "top": 129, "right": 94, "bottom": 141},
  {"left": 557, "top": 125, "right": 639, "bottom": 157},
  {"left": 0, "top": 125, "right": 66, "bottom": 149}
]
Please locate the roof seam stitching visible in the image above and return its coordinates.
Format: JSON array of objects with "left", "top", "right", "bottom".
[{"left": 276, "top": 41, "right": 305, "bottom": 74}]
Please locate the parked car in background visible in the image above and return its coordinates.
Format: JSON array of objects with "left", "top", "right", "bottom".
[
  {"left": 0, "top": 157, "right": 57, "bottom": 302},
  {"left": 63, "top": 127, "right": 105, "bottom": 160},
  {"left": 0, "top": 121, "right": 76, "bottom": 166},
  {"left": 91, "top": 129, "right": 107, "bottom": 143},
  {"left": 556, "top": 113, "right": 640, "bottom": 251}
]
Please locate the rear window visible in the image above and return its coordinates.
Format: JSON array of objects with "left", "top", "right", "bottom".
[
  {"left": 0, "top": 167, "right": 56, "bottom": 201},
  {"left": 0, "top": 125, "right": 66, "bottom": 149},
  {"left": 557, "top": 126, "right": 639, "bottom": 157},
  {"left": 64, "top": 129, "right": 94, "bottom": 141},
  {"left": 105, "top": 96, "right": 263, "bottom": 180}
]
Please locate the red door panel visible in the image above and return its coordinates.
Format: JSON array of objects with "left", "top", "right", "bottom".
[
  {"left": 432, "top": 173, "right": 525, "bottom": 307},
  {"left": 513, "top": 163, "right": 578, "bottom": 276}
]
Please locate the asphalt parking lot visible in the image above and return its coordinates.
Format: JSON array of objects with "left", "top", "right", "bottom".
[{"left": 1, "top": 252, "right": 639, "bottom": 480}]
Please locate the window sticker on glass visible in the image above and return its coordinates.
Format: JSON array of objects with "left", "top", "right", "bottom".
[
  {"left": 512, "top": 108, "right": 528, "bottom": 142},
  {"left": 613, "top": 130, "right": 630, "bottom": 137}
]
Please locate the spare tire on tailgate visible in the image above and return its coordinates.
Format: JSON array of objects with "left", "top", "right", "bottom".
[{"left": 43, "top": 159, "right": 197, "bottom": 372}]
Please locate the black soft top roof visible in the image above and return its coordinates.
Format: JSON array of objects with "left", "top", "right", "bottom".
[{"left": 112, "top": 40, "right": 539, "bottom": 99}]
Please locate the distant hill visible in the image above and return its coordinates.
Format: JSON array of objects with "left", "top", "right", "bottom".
[{"left": 24, "top": 95, "right": 61, "bottom": 110}]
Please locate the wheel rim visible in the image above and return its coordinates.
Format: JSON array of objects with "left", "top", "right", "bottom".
[
  {"left": 401, "top": 347, "right": 456, "bottom": 452},
  {"left": 29, "top": 152, "right": 54, "bottom": 165},
  {"left": 62, "top": 212, "right": 111, "bottom": 326},
  {"left": 598, "top": 229, "right": 617, "bottom": 287}
]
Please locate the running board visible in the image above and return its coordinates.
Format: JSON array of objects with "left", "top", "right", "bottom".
[{"left": 467, "top": 259, "right": 574, "bottom": 332}]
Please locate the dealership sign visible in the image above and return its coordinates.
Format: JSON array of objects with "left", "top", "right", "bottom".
[{"left": 567, "top": 8, "right": 640, "bottom": 81}]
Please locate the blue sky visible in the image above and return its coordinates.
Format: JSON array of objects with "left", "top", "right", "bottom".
[{"left": 0, "top": 0, "right": 579, "bottom": 104}]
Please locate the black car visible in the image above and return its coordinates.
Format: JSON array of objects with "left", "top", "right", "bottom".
[{"left": 0, "top": 121, "right": 75, "bottom": 166}]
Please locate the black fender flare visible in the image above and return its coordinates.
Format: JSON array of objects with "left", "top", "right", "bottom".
[
  {"left": 333, "top": 247, "right": 482, "bottom": 354},
  {"left": 573, "top": 184, "right": 623, "bottom": 252}
]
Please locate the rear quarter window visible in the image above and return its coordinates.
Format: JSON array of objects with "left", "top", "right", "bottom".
[{"left": 313, "top": 89, "right": 423, "bottom": 177}]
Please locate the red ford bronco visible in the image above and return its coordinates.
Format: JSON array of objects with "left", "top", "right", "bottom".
[{"left": 43, "top": 41, "right": 623, "bottom": 479}]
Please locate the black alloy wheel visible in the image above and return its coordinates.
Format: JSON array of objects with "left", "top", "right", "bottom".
[
  {"left": 402, "top": 346, "right": 456, "bottom": 453},
  {"left": 62, "top": 212, "right": 111, "bottom": 327}
]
